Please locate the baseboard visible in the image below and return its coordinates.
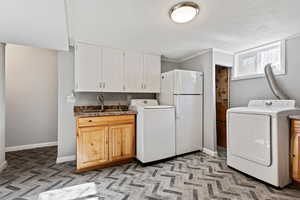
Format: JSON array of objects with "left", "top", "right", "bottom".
[
  {"left": 0, "top": 161, "right": 7, "bottom": 172},
  {"left": 203, "top": 148, "right": 218, "bottom": 157},
  {"left": 5, "top": 141, "right": 58, "bottom": 152},
  {"left": 56, "top": 155, "right": 76, "bottom": 164}
]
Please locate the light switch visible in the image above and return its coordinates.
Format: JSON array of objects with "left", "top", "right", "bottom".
[{"left": 67, "top": 93, "right": 76, "bottom": 104}]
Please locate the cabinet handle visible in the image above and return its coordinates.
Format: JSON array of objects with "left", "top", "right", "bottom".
[{"left": 88, "top": 120, "right": 92, "bottom": 122}]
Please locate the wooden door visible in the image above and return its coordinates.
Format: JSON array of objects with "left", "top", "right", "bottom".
[
  {"left": 143, "top": 54, "right": 161, "bottom": 93},
  {"left": 124, "top": 52, "right": 144, "bottom": 92},
  {"left": 216, "top": 66, "right": 230, "bottom": 148},
  {"left": 74, "top": 42, "right": 101, "bottom": 92},
  {"left": 77, "top": 126, "right": 109, "bottom": 169},
  {"left": 109, "top": 123, "right": 135, "bottom": 161},
  {"left": 102, "top": 47, "right": 124, "bottom": 92}
]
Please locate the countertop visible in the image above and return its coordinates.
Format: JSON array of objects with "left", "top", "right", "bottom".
[
  {"left": 75, "top": 110, "right": 137, "bottom": 118},
  {"left": 74, "top": 105, "right": 137, "bottom": 118},
  {"left": 290, "top": 115, "right": 300, "bottom": 120}
]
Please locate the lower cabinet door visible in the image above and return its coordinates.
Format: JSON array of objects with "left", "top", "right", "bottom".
[
  {"left": 291, "top": 120, "right": 300, "bottom": 181},
  {"left": 109, "top": 123, "right": 135, "bottom": 161},
  {"left": 77, "top": 126, "right": 109, "bottom": 169}
]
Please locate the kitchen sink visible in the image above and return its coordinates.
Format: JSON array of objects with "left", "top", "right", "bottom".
[{"left": 81, "top": 109, "right": 128, "bottom": 113}]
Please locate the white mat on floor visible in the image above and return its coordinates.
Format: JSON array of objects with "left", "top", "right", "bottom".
[{"left": 38, "top": 182, "right": 97, "bottom": 200}]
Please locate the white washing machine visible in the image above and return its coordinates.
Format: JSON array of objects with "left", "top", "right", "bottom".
[
  {"left": 130, "top": 99, "right": 175, "bottom": 163},
  {"left": 227, "top": 100, "right": 300, "bottom": 188}
]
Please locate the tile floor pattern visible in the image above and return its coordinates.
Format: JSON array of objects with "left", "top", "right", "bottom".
[{"left": 0, "top": 147, "right": 300, "bottom": 200}]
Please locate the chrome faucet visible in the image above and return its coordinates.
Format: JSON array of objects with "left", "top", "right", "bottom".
[{"left": 97, "top": 94, "right": 105, "bottom": 112}]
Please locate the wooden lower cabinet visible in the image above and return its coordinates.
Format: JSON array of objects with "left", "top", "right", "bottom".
[
  {"left": 77, "top": 126, "right": 109, "bottom": 169},
  {"left": 291, "top": 119, "right": 300, "bottom": 183},
  {"left": 109, "top": 124, "right": 135, "bottom": 162},
  {"left": 76, "top": 115, "right": 135, "bottom": 172}
]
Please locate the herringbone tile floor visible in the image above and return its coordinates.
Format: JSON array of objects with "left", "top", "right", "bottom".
[{"left": 0, "top": 147, "right": 300, "bottom": 200}]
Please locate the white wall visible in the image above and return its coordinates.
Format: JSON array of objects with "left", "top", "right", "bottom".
[
  {"left": 179, "top": 50, "right": 217, "bottom": 152},
  {"left": 5, "top": 44, "right": 58, "bottom": 148},
  {"left": 1, "top": 0, "right": 69, "bottom": 51},
  {"left": 75, "top": 93, "right": 154, "bottom": 106},
  {"left": 213, "top": 50, "right": 234, "bottom": 67},
  {"left": 230, "top": 36, "right": 300, "bottom": 107},
  {"left": 0, "top": 44, "right": 6, "bottom": 171},
  {"left": 57, "top": 50, "right": 76, "bottom": 161}
]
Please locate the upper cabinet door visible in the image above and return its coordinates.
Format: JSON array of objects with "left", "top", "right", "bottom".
[
  {"left": 74, "top": 43, "right": 101, "bottom": 92},
  {"left": 74, "top": 41, "right": 161, "bottom": 93},
  {"left": 143, "top": 54, "right": 161, "bottom": 93},
  {"left": 102, "top": 48, "right": 124, "bottom": 92},
  {"left": 124, "top": 52, "right": 144, "bottom": 92}
]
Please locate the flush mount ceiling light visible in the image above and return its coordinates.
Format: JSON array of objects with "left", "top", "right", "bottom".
[{"left": 169, "top": 1, "right": 200, "bottom": 23}]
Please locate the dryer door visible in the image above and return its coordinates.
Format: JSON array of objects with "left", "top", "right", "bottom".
[{"left": 228, "top": 112, "right": 271, "bottom": 166}]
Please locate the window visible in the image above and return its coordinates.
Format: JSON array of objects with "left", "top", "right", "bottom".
[{"left": 232, "top": 41, "right": 285, "bottom": 80}]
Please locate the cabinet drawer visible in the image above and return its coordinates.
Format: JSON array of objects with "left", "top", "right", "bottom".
[
  {"left": 77, "top": 115, "right": 135, "bottom": 127},
  {"left": 294, "top": 127, "right": 300, "bottom": 134},
  {"left": 293, "top": 120, "right": 300, "bottom": 128}
]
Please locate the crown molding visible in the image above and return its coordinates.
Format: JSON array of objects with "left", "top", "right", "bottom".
[
  {"left": 163, "top": 49, "right": 211, "bottom": 63},
  {"left": 161, "top": 57, "right": 179, "bottom": 63},
  {"left": 212, "top": 48, "right": 234, "bottom": 55},
  {"left": 178, "top": 49, "right": 211, "bottom": 63},
  {"left": 286, "top": 32, "right": 300, "bottom": 40},
  {"left": 234, "top": 32, "right": 300, "bottom": 54}
]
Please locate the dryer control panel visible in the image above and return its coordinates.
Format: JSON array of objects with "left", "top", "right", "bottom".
[{"left": 248, "top": 100, "right": 296, "bottom": 108}]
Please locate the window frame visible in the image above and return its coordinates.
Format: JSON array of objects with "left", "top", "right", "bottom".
[{"left": 232, "top": 40, "right": 286, "bottom": 81}]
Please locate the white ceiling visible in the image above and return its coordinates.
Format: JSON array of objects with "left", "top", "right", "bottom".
[
  {"left": 67, "top": 0, "right": 300, "bottom": 59},
  {"left": 0, "top": 0, "right": 69, "bottom": 51},
  {"left": 1, "top": 0, "right": 300, "bottom": 57}
]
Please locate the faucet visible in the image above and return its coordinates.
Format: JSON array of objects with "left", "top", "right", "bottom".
[
  {"left": 97, "top": 94, "right": 105, "bottom": 112},
  {"left": 118, "top": 102, "right": 122, "bottom": 111}
]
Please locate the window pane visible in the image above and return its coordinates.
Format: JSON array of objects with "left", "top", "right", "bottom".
[
  {"left": 234, "top": 41, "right": 284, "bottom": 79},
  {"left": 258, "top": 46, "right": 281, "bottom": 74},
  {"left": 237, "top": 54, "right": 257, "bottom": 76}
]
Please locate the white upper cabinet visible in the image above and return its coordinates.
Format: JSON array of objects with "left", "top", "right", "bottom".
[
  {"left": 74, "top": 42, "right": 161, "bottom": 93},
  {"left": 124, "top": 52, "right": 144, "bottom": 92},
  {"left": 74, "top": 43, "right": 100, "bottom": 92},
  {"left": 143, "top": 54, "right": 161, "bottom": 93},
  {"left": 101, "top": 48, "right": 124, "bottom": 92}
]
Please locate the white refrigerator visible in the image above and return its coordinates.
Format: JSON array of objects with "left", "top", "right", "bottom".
[{"left": 159, "top": 70, "right": 203, "bottom": 155}]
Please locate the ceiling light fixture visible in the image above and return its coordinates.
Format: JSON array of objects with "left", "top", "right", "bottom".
[{"left": 169, "top": 2, "right": 200, "bottom": 24}]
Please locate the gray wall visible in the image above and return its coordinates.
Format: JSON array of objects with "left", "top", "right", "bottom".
[
  {"left": 179, "top": 50, "right": 217, "bottom": 152},
  {"left": 230, "top": 36, "right": 300, "bottom": 107},
  {"left": 57, "top": 49, "right": 155, "bottom": 161},
  {"left": 0, "top": 44, "right": 6, "bottom": 170},
  {"left": 5, "top": 44, "right": 58, "bottom": 148},
  {"left": 161, "top": 60, "right": 181, "bottom": 73}
]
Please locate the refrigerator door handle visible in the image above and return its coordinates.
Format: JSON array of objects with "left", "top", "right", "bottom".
[{"left": 175, "top": 96, "right": 180, "bottom": 119}]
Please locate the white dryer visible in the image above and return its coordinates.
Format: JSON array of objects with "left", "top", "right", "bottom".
[
  {"left": 130, "top": 99, "right": 175, "bottom": 163},
  {"left": 227, "top": 100, "right": 300, "bottom": 188}
]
